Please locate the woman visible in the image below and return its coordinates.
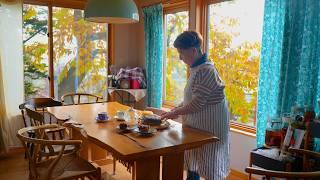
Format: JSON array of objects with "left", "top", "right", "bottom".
[{"left": 160, "top": 31, "right": 230, "bottom": 180}]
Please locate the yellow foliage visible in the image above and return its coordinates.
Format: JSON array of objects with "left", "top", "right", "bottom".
[{"left": 208, "top": 17, "right": 260, "bottom": 125}]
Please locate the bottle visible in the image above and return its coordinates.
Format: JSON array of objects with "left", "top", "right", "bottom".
[{"left": 127, "top": 107, "right": 137, "bottom": 126}]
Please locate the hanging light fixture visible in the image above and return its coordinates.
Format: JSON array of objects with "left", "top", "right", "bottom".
[{"left": 84, "top": 0, "right": 139, "bottom": 24}]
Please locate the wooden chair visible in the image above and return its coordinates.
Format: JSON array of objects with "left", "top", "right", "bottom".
[
  {"left": 25, "top": 107, "right": 65, "bottom": 140},
  {"left": 248, "top": 121, "right": 320, "bottom": 179},
  {"left": 246, "top": 148, "right": 320, "bottom": 180},
  {"left": 61, "top": 93, "right": 103, "bottom": 105},
  {"left": 17, "top": 124, "right": 101, "bottom": 180},
  {"left": 24, "top": 107, "right": 74, "bottom": 159},
  {"left": 19, "top": 97, "right": 63, "bottom": 125},
  {"left": 301, "top": 121, "right": 320, "bottom": 171}
]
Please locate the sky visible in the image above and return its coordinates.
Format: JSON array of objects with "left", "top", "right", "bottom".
[{"left": 209, "top": 0, "right": 265, "bottom": 47}]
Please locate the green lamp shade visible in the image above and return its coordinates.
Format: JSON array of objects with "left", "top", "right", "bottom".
[{"left": 84, "top": 0, "right": 139, "bottom": 23}]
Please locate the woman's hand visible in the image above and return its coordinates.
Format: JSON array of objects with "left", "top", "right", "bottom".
[{"left": 160, "top": 111, "right": 179, "bottom": 120}]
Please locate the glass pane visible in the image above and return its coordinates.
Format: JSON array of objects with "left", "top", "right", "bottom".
[
  {"left": 23, "top": 5, "right": 49, "bottom": 99},
  {"left": 52, "top": 7, "right": 108, "bottom": 102},
  {"left": 208, "top": 0, "right": 265, "bottom": 126},
  {"left": 164, "top": 11, "right": 189, "bottom": 105}
]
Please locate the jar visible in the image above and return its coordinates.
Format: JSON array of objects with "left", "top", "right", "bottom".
[
  {"left": 265, "top": 117, "right": 282, "bottom": 147},
  {"left": 119, "top": 79, "right": 130, "bottom": 89},
  {"left": 304, "top": 106, "right": 315, "bottom": 123}
]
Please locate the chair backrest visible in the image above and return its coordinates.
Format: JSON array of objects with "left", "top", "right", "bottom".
[
  {"left": 19, "top": 98, "right": 62, "bottom": 127},
  {"left": 17, "top": 124, "right": 81, "bottom": 180},
  {"left": 26, "top": 107, "right": 45, "bottom": 126},
  {"left": 304, "top": 121, "right": 320, "bottom": 151},
  {"left": 309, "top": 121, "right": 320, "bottom": 138},
  {"left": 246, "top": 166, "right": 320, "bottom": 179},
  {"left": 61, "top": 92, "right": 103, "bottom": 105},
  {"left": 29, "top": 97, "right": 63, "bottom": 110},
  {"left": 19, "top": 103, "right": 29, "bottom": 127}
]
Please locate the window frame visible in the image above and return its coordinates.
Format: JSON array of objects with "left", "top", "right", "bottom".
[
  {"left": 23, "top": 1, "right": 113, "bottom": 99},
  {"left": 204, "top": 0, "right": 261, "bottom": 134},
  {"left": 162, "top": 1, "right": 189, "bottom": 107}
]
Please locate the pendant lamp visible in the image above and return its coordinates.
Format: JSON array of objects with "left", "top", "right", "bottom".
[{"left": 84, "top": 0, "right": 139, "bottom": 23}]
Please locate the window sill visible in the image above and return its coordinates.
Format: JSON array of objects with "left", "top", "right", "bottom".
[
  {"left": 230, "top": 121, "right": 256, "bottom": 138},
  {"left": 162, "top": 102, "right": 175, "bottom": 109},
  {"left": 161, "top": 105, "right": 257, "bottom": 138}
]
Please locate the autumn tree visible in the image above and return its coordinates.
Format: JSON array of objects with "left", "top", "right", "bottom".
[
  {"left": 23, "top": 5, "right": 108, "bottom": 100},
  {"left": 208, "top": 17, "right": 260, "bottom": 124},
  {"left": 23, "top": 5, "right": 48, "bottom": 98},
  {"left": 52, "top": 8, "right": 108, "bottom": 98},
  {"left": 165, "top": 12, "right": 188, "bottom": 105}
]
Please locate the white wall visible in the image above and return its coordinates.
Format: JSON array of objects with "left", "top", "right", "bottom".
[
  {"left": 114, "top": 24, "right": 140, "bottom": 68},
  {"left": 230, "top": 131, "right": 256, "bottom": 173}
]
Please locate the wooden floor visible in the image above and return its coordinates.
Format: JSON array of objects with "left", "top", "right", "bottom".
[{"left": 0, "top": 150, "right": 246, "bottom": 180}]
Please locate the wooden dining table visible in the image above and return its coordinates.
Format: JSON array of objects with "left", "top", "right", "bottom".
[{"left": 48, "top": 102, "right": 218, "bottom": 180}]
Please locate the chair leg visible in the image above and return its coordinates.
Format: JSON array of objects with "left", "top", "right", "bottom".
[
  {"left": 113, "top": 156, "right": 116, "bottom": 175},
  {"left": 96, "top": 167, "right": 102, "bottom": 180},
  {"left": 132, "top": 162, "right": 136, "bottom": 180},
  {"left": 249, "top": 154, "right": 253, "bottom": 180}
]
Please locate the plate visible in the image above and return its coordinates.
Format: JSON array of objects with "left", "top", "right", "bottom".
[
  {"left": 113, "top": 115, "right": 126, "bottom": 121},
  {"left": 95, "top": 117, "right": 109, "bottom": 123},
  {"left": 133, "top": 127, "right": 157, "bottom": 136},
  {"left": 56, "top": 114, "right": 72, "bottom": 121},
  {"left": 152, "top": 121, "right": 170, "bottom": 130}
]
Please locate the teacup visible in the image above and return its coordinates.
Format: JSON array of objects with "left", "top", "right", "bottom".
[
  {"left": 97, "top": 112, "right": 108, "bottom": 120},
  {"left": 116, "top": 111, "right": 125, "bottom": 119}
]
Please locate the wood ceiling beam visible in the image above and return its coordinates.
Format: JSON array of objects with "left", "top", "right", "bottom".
[{"left": 23, "top": 0, "right": 86, "bottom": 9}]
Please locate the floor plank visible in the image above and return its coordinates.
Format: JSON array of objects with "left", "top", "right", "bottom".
[{"left": 0, "top": 150, "right": 247, "bottom": 180}]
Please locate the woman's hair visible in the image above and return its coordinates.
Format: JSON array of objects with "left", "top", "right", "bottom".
[{"left": 173, "top": 31, "right": 203, "bottom": 50}]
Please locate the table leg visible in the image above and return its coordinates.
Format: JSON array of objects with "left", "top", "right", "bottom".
[
  {"left": 72, "top": 129, "right": 89, "bottom": 160},
  {"left": 90, "top": 142, "right": 108, "bottom": 161},
  {"left": 162, "top": 152, "right": 184, "bottom": 180},
  {"left": 135, "top": 156, "right": 160, "bottom": 180}
]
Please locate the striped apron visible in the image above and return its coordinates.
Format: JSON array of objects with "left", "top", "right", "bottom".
[{"left": 183, "top": 65, "right": 230, "bottom": 180}]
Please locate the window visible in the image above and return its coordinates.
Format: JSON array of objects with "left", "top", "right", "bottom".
[
  {"left": 52, "top": 7, "right": 108, "bottom": 99},
  {"left": 23, "top": 5, "right": 49, "bottom": 99},
  {"left": 163, "top": 11, "right": 189, "bottom": 106},
  {"left": 23, "top": 4, "right": 108, "bottom": 100},
  {"left": 207, "top": 0, "right": 265, "bottom": 126}
]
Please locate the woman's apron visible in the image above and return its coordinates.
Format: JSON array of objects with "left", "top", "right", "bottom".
[{"left": 183, "top": 64, "right": 230, "bottom": 180}]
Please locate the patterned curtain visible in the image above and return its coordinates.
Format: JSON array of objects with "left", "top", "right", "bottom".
[
  {"left": 143, "top": 4, "right": 163, "bottom": 108},
  {"left": 257, "top": 0, "right": 320, "bottom": 147}
]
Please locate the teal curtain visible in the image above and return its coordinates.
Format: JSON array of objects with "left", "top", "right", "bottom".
[
  {"left": 143, "top": 4, "right": 163, "bottom": 108},
  {"left": 257, "top": 0, "right": 320, "bottom": 147}
]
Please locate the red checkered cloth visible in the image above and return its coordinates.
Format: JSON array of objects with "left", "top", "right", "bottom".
[{"left": 115, "top": 67, "right": 146, "bottom": 88}]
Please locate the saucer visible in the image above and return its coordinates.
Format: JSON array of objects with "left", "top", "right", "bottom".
[
  {"left": 152, "top": 120, "right": 170, "bottom": 130},
  {"left": 133, "top": 127, "right": 157, "bottom": 136},
  {"left": 95, "top": 116, "right": 109, "bottom": 123}
]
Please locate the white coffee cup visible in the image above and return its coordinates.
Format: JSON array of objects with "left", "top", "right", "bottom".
[{"left": 116, "top": 111, "right": 125, "bottom": 119}]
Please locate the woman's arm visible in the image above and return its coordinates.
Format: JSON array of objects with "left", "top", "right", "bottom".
[
  {"left": 160, "top": 95, "right": 207, "bottom": 119},
  {"left": 161, "top": 67, "right": 222, "bottom": 119}
]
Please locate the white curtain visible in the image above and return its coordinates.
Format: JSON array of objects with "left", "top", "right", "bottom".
[{"left": 0, "top": 0, "right": 25, "bottom": 150}]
